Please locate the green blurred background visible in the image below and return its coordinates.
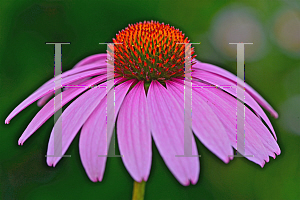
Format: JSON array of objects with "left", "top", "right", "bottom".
[{"left": 1, "top": 0, "right": 299, "bottom": 199}]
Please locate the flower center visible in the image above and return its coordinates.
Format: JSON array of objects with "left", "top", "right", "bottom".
[{"left": 111, "top": 21, "right": 196, "bottom": 82}]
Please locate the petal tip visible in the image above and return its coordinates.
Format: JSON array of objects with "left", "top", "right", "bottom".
[
  {"left": 18, "top": 140, "right": 23, "bottom": 146},
  {"left": 89, "top": 177, "right": 98, "bottom": 182},
  {"left": 47, "top": 162, "right": 53, "bottom": 167},
  {"left": 37, "top": 102, "right": 44, "bottom": 107},
  {"left": 96, "top": 176, "right": 103, "bottom": 182},
  {"left": 224, "top": 157, "right": 231, "bottom": 164},
  {"left": 46, "top": 158, "right": 56, "bottom": 167},
  {"left": 191, "top": 178, "right": 198, "bottom": 185},
  {"left": 271, "top": 152, "right": 276, "bottom": 159},
  {"left": 182, "top": 178, "right": 199, "bottom": 186},
  {"left": 182, "top": 180, "right": 190, "bottom": 186},
  {"left": 142, "top": 176, "right": 149, "bottom": 182},
  {"left": 275, "top": 149, "right": 281, "bottom": 156},
  {"left": 272, "top": 112, "right": 279, "bottom": 119},
  {"left": 86, "top": 174, "right": 99, "bottom": 182}
]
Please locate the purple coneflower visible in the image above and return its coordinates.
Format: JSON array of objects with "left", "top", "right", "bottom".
[{"left": 5, "top": 21, "right": 280, "bottom": 193}]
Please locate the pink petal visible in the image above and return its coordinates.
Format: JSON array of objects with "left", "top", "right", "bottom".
[
  {"left": 45, "top": 66, "right": 108, "bottom": 92},
  {"left": 5, "top": 69, "right": 107, "bottom": 124},
  {"left": 37, "top": 63, "right": 107, "bottom": 99},
  {"left": 117, "top": 81, "right": 151, "bottom": 182},
  {"left": 166, "top": 80, "right": 233, "bottom": 163},
  {"left": 214, "top": 83, "right": 280, "bottom": 157},
  {"left": 37, "top": 93, "right": 54, "bottom": 107},
  {"left": 193, "top": 80, "right": 273, "bottom": 166},
  {"left": 46, "top": 79, "right": 114, "bottom": 167},
  {"left": 37, "top": 78, "right": 92, "bottom": 107},
  {"left": 192, "top": 70, "right": 277, "bottom": 140},
  {"left": 61, "top": 62, "right": 107, "bottom": 78},
  {"left": 245, "top": 109, "right": 281, "bottom": 158},
  {"left": 79, "top": 80, "right": 135, "bottom": 182},
  {"left": 36, "top": 55, "right": 107, "bottom": 107},
  {"left": 18, "top": 75, "right": 107, "bottom": 145},
  {"left": 147, "top": 81, "right": 199, "bottom": 186},
  {"left": 73, "top": 54, "right": 107, "bottom": 68},
  {"left": 193, "top": 60, "right": 278, "bottom": 118}
]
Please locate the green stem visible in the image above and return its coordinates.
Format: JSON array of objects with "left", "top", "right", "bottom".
[{"left": 132, "top": 180, "right": 146, "bottom": 200}]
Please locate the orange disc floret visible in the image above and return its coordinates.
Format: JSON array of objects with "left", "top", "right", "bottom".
[{"left": 110, "top": 21, "right": 196, "bottom": 82}]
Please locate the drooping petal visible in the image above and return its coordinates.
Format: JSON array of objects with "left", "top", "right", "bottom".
[
  {"left": 79, "top": 80, "right": 135, "bottom": 182},
  {"left": 192, "top": 70, "right": 277, "bottom": 140},
  {"left": 18, "top": 75, "right": 107, "bottom": 145},
  {"left": 245, "top": 108, "right": 281, "bottom": 158},
  {"left": 193, "top": 80, "right": 275, "bottom": 166},
  {"left": 147, "top": 81, "right": 199, "bottom": 186},
  {"left": 117, "top": 81, "right": 151, "bottom": 182},
  {"left": 73, "top": 54, "right": 107, "bottom": 68},
  {"left": 60, "top": 62, "right": 108, "bottom": 78},
  {"left": 37, "top": 93, "right": 54, "bottom": 107},
  {"left": 166, "top": 80, "right": 233, "bottom": 163},
  {"left": 37, "top": 55, "right": 108, "bottom": 107},
  {"left": 214, "top": 83, "right": 280, "bottom": 157},
  {"left": 37, "top": 78, "right": 92, "bottom": 107},
  {"left": 5, "top": 68, "right": 108, "bottom": 124},
  {"left": 46, "top": 79, "right": 114, "bottom": 167},
  {"left": 193, "top": 60, "right": 278, "bottom": 118},
  {"left": 37, "top": 63, "right": 108, "bottom": 99}
]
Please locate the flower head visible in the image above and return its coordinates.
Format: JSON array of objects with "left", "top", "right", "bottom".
[
  {"left": 112, "top": 21, "right": 196, "bottom": 81},
  {"left": 5, "top": 21, "right": 280, "bottom": 186}
]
